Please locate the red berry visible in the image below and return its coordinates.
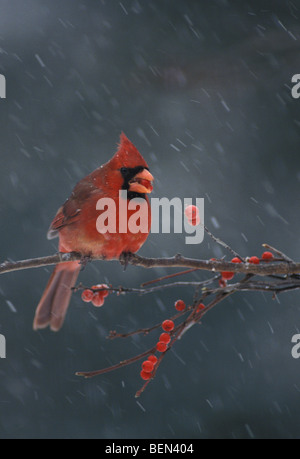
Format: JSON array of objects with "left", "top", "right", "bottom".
[
  {"left": 185, "top": 205, "right": 199, "bottom": 220},
  {"left": 91, "top": 292, "right": 105, "bottom": 307},
  {"left": 90, "top": 284, "right": 109, "bottom": 307},
  {"left": 221, "top": 271, "right": 235, "bottom": 280},
  {"left": 159, "top": 333, "right": 171, "bottom": 344},
  {"left": 249, "top": 256, "right": 260, "bottom": 264},
  {"left": 147, "top": 355, "right": 158, "bottom": 365},
  {"left": 140, "top": 370, "right": 152, "bottom": 380},
  {"left": 219, "top": 278, "right": 227, "bottom": 288},
  {"left": 156, "top": 341, "right": 168, "bottom": 352},
  {"left": 262, "top": 251, "right": 274, "bottom": 261},
  {"left": 175, "top": 299, "right": 186, "bottom": 311},
  {"left": 162, "top": 320, "right": 174, "bottom": 332},
  {"left": 196, "top": 303, "right": 205, "bottom": 313},
  {"left": 231, "top": 257, "right": 242, "bottom": 263},
  {"left": 188, "top": 215, "right": 201, "bottom": 226},
  {"left": 81, "top": 289, "right": 94, "bottom": 303},
  {"left": 142, "top": 360, "right": 154, "bottom": 373}
]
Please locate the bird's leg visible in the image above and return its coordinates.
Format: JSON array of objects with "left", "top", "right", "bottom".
[
  {"left": 119, "top": 252, "right": 133, "bottom": 271},
  {"left": 79, "top": 254, "right": 93, "bottom": 271}
]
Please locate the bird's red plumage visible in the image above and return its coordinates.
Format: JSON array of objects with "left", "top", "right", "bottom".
[{"left": 33, "top": 134, "right": 153, "bottom": 331}]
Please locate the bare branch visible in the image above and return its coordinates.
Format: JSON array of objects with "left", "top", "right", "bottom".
[
  {"left": 74, "top": 276, "right": 219, "bottom": 297},
  {"left": 125, "top": 253, "right": 300, "bottom": 276},
  {"left": 1, "top": 251, "right": 300, "bottom": 276},
  {"left": 0, "top": 252, "right": 83, "bottom": 275}
]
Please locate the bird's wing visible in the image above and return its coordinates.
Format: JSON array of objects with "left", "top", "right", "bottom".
[{"left": 47, "top": 178, "right": 99, "bottom": 239}]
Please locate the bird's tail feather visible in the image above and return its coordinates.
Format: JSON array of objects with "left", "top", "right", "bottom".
[{"left": 33, "top": 261, "right": 80, "bottom": 331}]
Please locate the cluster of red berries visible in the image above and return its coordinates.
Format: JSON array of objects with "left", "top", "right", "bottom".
[
  {"left": 139, "top": 298, "right": 208, "bottom": 381},
  {"left": 140, "top": 355, "right": 158, "bottom": 380},
  {"left": 156, "top": 320, "right": 174, "bottom": 352},
  {"left": 219, "top": 251, "right": 274, "bottom": 286},
  {"left": 140, "top": 316, "right": 176, "bottom": 381},
  {"left": 185, "top": 205, "right": 200, "bottom": 226},
  {"left": 81, "top": 284, "right": 109, "bottom": 307}
]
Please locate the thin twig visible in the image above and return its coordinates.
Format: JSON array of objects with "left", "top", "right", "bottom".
[
  {"left": 141, "top": 268, "right": 200, "bottom": 287},
  {"left": 262, "top": 243, "right": 293, "bottom": 263},
  {"left": 204, "top": 225, "right": 245, "bottom": 261},
  {"left": 76, "top": 346, "right": 157, "bottom": 378},
  {"left": 108, "top": 307, "right": 191, "bottom": 340},
  {"left": 74, "top": 277, "right": 219, "bottom": 296}
]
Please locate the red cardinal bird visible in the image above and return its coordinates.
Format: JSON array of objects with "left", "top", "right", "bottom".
[{"left": 33, "top": 133, "right": 153, "bottom": 331}]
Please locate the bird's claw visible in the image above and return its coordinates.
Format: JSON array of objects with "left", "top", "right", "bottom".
[
  {"left": 119, "top": 252, "right": 133, "bottom": 271},
  {"left": 79, "top": 254, "right": 92, "bottom": 271}
]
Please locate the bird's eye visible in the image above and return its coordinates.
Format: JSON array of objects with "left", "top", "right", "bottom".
[{"left": 120, "top": 167, "right": 128, "bottom": 175}]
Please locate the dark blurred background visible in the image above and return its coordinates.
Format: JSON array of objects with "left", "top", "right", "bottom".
[{"left": 0, "top": 0, "right": 300, "bottom": 439}]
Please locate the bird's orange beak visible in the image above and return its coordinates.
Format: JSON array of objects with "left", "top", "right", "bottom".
[{"left": 129, "top": 169, "right": 154, "bottom": 194}]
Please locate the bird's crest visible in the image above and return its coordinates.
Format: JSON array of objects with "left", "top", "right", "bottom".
[{"left": 109, "top": 133, "right": 149, "bottom": 170}]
